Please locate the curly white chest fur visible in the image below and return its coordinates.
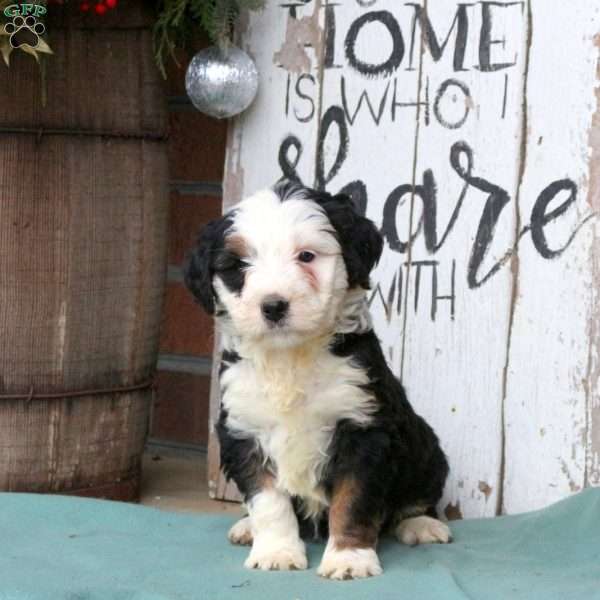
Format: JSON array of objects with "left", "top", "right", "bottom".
[{"left": 220, "top": 345, "right": 374, "bottom": 514}]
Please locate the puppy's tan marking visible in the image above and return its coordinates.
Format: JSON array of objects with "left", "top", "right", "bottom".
[
  {"left": 225, "top": 234, "right": 250, "bottom": 258},
  {"left": 329, "top": 477, "right": 378, "bottom": 550},
  {"left": 318, "top": 479, "right": 382, "bottom": 580}
]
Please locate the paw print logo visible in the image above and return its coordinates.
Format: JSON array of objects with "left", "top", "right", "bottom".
[{"left": 4, "top": 15, "right": 45, "bottom": 49}]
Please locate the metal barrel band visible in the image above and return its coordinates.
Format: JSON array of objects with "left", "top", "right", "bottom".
[
  {"left": 0, "top": 377, "right": 156, "bottom": 403},
  {"left": 0, "top": 126, "right": 168, "bottom": 142}
]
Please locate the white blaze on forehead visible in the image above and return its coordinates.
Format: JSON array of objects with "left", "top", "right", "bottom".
[{"left": 229, "top": 189, "right": 341, "bottom": 256}]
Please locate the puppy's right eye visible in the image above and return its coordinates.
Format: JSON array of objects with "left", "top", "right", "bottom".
[{"left": 298, "top": 251, "right": 316, "bottom": 263}]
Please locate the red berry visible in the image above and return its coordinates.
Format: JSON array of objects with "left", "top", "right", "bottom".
[
  {"left": 95, "top": 2, "right": 107, "bottom": 14},
  {"left": 80, "top": 1, "right": 90, "bottom": 10},
  {"left": 106, "top": 0, "right": 117, "bottom": 8}
]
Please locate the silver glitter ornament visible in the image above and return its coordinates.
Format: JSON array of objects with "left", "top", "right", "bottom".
[{"left": 185, "top": 45, "right": 259, "bottom": 119}]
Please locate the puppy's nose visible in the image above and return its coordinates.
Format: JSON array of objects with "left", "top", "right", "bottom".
[{"left": 261, "top": 295, "right": 289, "bottom": 323}]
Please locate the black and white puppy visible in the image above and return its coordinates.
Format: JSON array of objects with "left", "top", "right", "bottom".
[{"left": 184, "top": 180, "right": 450, "bottom": 580}]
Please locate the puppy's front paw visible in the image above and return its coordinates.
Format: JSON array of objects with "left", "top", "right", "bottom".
[
  {"left": 396, "top": 516, "right": 452, "bottom": 546},
  {"left": 244, "top": 537, "right": 307, "bottom": 571},
  {"left": 228, "top": 516, "right": 253, "bottom": 546},
  {"left": 317, "top": 545, "right": 382, "bottom": 580}
]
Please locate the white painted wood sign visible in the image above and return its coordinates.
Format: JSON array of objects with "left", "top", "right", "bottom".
[{"left": 211, "top": 0, "right": 600, "bottom": 519}]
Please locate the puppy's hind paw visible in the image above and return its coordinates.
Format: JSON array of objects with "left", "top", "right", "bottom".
[
  {"left": 396, "top": 516, "right": 452, "bottom": 546},
  {"left": 228, "top": 516, "right": 253, "bottom": 546}
]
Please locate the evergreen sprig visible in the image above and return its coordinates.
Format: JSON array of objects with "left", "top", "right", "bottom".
[{"left": 153, "top": 0, "right": 265, "bottom": 78}]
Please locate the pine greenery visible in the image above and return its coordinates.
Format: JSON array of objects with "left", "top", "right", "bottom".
[{"left": 154, "top": 0, "right": 265, "bottom": 78}]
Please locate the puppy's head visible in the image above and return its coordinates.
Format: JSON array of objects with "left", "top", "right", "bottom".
[{"left": 184, "top": 180, "right": 383, "bottom": 348}]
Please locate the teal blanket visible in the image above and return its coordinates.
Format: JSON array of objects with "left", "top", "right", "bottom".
[{"left": 2, "top": 489, "right": 600, "bottom": 599}]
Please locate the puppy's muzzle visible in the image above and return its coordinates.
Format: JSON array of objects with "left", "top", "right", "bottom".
[{"left": 261, "top": 295, "right": 289, "bottom": 324}]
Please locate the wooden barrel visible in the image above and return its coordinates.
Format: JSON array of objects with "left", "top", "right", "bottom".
[{"left": 0, "top": 2, "right": 168, "bottom": 500}]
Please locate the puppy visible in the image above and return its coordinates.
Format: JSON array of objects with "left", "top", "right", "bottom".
[{"left": 184, "top": 180, "right": 450, "bottom": 580}]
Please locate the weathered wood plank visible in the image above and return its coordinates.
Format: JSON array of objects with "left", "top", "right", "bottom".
[
  {"left": 586, "top": 33, "right": 600, "bottom": 489},
  {"left": 395, "top": 0, "right": 527, "bottom": 518},
  {"left": 502, "top": 1, "right": 600, "bottom": 513}
]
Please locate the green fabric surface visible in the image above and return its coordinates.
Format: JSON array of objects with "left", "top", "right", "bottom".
[{"left": 1, "top": 488, "right": 600, "bottom": 599}]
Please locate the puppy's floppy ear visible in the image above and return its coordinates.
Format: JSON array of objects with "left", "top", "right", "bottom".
[
  {"left": 183, "top": 216, "right": 231, "bottom": 315},
  {"left": 318, "top": 192, "right": 383, "bottom": 289}
]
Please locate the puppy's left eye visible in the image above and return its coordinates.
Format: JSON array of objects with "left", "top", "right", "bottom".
[
  {"left": 215, "top": 252, "right": 248, "bottom": 272},
  {"left": 297, "top": 251, "right": 316, "bottom": 263}
]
